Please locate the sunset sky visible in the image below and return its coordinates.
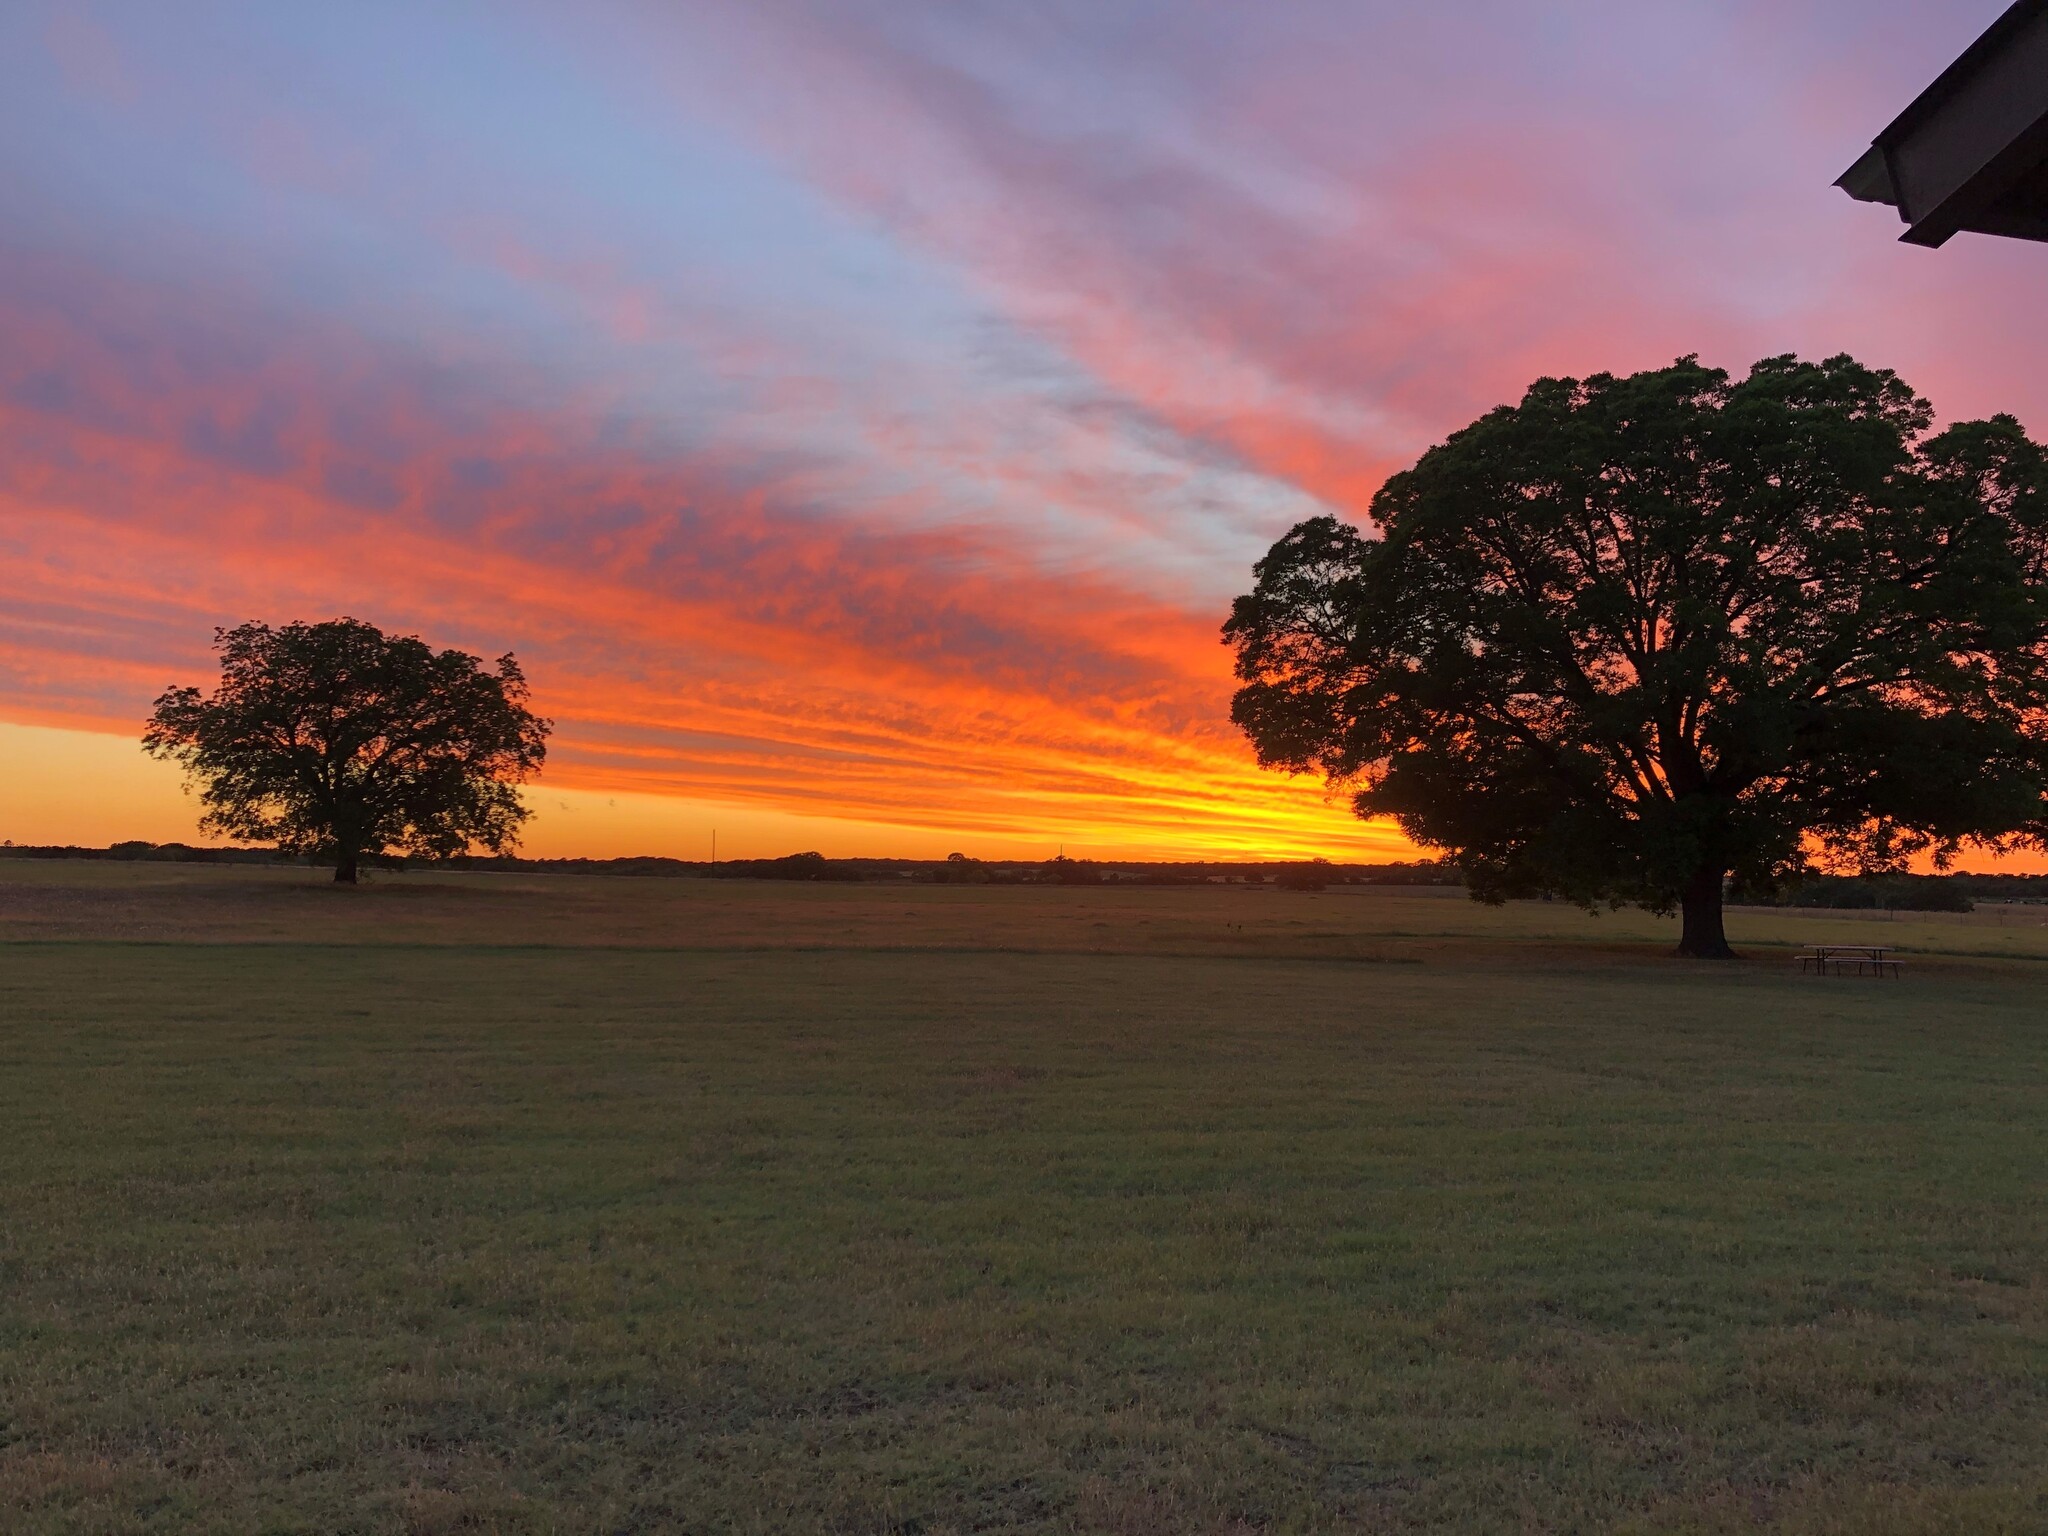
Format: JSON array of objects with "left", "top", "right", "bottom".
[{"left": 4, "top": 1, "right": 2044, "bottom": 861}]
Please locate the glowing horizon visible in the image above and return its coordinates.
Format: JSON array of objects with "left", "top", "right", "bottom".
[
  {"left": 1, "top": 720, "right": 1409, "bottom": 863},
  {"left": 5, "top": 3, "right": 2046, "bottom": 862}
]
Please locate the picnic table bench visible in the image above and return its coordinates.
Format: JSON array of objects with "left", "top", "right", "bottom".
[{"left": 1796, "top": 944, "right": 1903, "bottom": 978}]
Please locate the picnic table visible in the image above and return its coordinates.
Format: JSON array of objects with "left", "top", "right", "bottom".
[{"left": 1797, "top": 944, "right": 1903, "bottom": 978}]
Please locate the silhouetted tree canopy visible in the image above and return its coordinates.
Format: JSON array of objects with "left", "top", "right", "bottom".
[
  {"left": 1224, "top": 355, "right": 2048, "bottom": 957},
  {"left": 1275, "top": 858, "right": 1334, "bottom": 891},
  {"left": 144, "top": 618, "right": 550, "bottom": 884}
]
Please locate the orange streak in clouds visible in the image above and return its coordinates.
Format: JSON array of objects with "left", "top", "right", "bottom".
[{"left": 0, "top": 364, "right": 1406, "bottom": 858}]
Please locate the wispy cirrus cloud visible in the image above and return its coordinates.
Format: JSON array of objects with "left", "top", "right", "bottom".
[
  {"left": 0, "top": 238, "right": 1361, "bottom": 853},
  {"left": 1, "top": 0, "right": 2039, "bottom": 856}
]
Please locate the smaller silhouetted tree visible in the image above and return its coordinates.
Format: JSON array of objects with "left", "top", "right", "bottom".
[
  {"left": 935, "top": 852, "right": 990, "bottom": 884},
  {"left": 1276, "top": 859, "right": 1333, "bottom": 891},
  {"left": 144, "top": 618, "right": 550, "bottom": 884}
]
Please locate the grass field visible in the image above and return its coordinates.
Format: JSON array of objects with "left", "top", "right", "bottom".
[{"left": 3, "top": 863, "right": 2045, "bottom": 1533}]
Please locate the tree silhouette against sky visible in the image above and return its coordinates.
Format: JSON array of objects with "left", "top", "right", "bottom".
[
  {"left": 1226, "top": 355, "right": 2048, "bottom": 957},
  {"left": 145, "top": 618, "right": 550, "bottom": 884}
]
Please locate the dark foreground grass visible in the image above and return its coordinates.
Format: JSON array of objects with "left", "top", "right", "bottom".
[{"left": 2, "top": 900, "right": 2046, "bottom": 1531}]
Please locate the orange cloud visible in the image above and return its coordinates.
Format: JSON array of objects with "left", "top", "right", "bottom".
[
  {"left": 11, "top": 0, "right": 2045, "bottom": 866},
  {"left": 0, "top": 279, "right": 1398, "bottom": 858}
]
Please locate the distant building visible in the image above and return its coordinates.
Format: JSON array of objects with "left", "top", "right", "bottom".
[{"left": 1837, "top": 0, "right": 2048, "bottom": 246}]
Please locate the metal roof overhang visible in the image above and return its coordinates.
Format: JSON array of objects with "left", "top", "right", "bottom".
[{"left": 1837, "top": 0, "right": 2048, "bottom": 246}]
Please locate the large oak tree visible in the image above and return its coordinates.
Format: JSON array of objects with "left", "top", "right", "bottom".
[
  {"left": 145, "top": 618, "right": 551, "bottom": 883},
  {"left": 1225, "top": 355, "right": 2048, "bottom": 956}
]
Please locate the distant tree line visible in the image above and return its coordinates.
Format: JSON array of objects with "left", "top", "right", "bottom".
[
  {"left": 1731, "top": 871, "right": 2048, "bottom": 913},
  {"left": 1, "top": 840, "right": 1455, "bottom": 887},
  {"left": 1, "top": 842, "right": 302, "bottom": 865},
  {"left": 1759, "top": 876, "right": 1974, "bottom": 913},
  {"left": 16, "top": 841, "right": 2043, "bottom": 912}
]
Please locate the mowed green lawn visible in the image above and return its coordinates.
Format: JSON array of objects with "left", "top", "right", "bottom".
[{"left": 2, "top": 866, "right": 2045, "bottom": 1533}]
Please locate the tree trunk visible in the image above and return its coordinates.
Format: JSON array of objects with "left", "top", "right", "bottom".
[
  {"left": 334, "top": 847, "right": 360, "bottom": 885},
  {"left": 1676, "top": 865, "right": 1734, "bottom": 959}
]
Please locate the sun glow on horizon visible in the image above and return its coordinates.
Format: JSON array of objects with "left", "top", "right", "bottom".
[{"left": 0, "top": 721, "right": 1412, "bottom": 863}]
